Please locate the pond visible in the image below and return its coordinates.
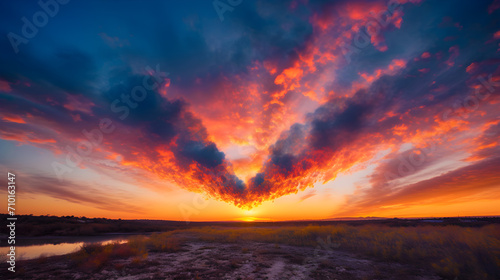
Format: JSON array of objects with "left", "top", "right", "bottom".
[{"left": 0, "top": 234, "right": 144, "bottom": 260}]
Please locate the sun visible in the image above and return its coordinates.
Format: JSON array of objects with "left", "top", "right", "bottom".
[
  {"left": 237, "top": 209, "right": 258, "bottom": 222},
  {"left": 243, "top": 209, "right": 255, "bottom": 216}
]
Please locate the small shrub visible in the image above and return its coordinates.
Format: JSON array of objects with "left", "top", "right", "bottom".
[
  {"left": 70, "top": 240, "right": 146, "bottom": 272},
  {"left": 148, "top": 232, "right": 184, "bottom": 252}
]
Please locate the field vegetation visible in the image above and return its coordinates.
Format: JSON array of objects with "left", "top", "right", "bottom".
[{"left": 68, "top": 224, "right": 500, "bottom": 279}]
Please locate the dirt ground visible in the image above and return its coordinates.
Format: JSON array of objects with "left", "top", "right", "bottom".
[{"left": 1, "top": 239, "right": 442, "bottom": 280}]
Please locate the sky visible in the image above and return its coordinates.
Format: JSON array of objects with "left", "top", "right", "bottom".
[{"left": 0, "top": 0, "right": 499, "bottom": 222}]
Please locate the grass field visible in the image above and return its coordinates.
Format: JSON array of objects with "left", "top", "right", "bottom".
[{"left": 67, "top": 224, "right": 500, "bottom": 279}]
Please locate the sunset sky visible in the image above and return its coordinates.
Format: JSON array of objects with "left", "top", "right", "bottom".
[{"left": 0, "top": 0, "right": 499, "bottom": 221}]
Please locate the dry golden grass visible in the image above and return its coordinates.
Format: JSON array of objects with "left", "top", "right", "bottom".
[
  {"left": 176, "top": 224, "right": 500, "bottom": 280},
  {"left": 68, "top": 224, "right": 500, "bottom": 279},
  {"left": 70, "top": 232, "right": 183, "bottom": 271},
  {"left": 147, "top": 232, "right": 184, "bottom": 252},
  {"left": 70, "top": 240, "right": 147, "bottom": 271}
]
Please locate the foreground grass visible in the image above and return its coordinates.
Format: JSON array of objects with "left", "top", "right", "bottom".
[
  {"left": 71, "top": 224, "right": 500, "bottom": 279},
  {"left": 71, "top": 233, "right": 183, "bottom": 271}
]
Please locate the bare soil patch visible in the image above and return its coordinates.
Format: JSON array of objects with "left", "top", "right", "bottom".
[{"left": 1, "top": 233, "right": 441, "bottom": 280}]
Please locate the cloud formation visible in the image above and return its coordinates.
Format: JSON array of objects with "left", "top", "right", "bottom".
[{"left": 0, "top": 0, "right": 499, "bottom": 214}]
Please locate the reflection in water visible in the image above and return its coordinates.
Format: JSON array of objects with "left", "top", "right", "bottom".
[
  {"left": 0, "top": 236, "right": 133, "bottom": 260},
  {"left": 1, "top": 242, "right": 85, "bottom": 260}
]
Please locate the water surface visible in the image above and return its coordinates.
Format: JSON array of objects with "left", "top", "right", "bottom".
[{"left": 0, "top": 234, "right": 142, "bottom": 260}]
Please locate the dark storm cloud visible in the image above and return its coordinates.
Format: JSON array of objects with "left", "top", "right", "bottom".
[{"left": 176, "top": 141, "right": 225, "bottom": 169}]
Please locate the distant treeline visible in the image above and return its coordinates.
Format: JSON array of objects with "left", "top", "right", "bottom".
[
  {"left": 0, "top": 214, "right": 499, "bottom": 237},
  {"left": 0, "top": 214, "right": 189, "bottom": 237}
]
